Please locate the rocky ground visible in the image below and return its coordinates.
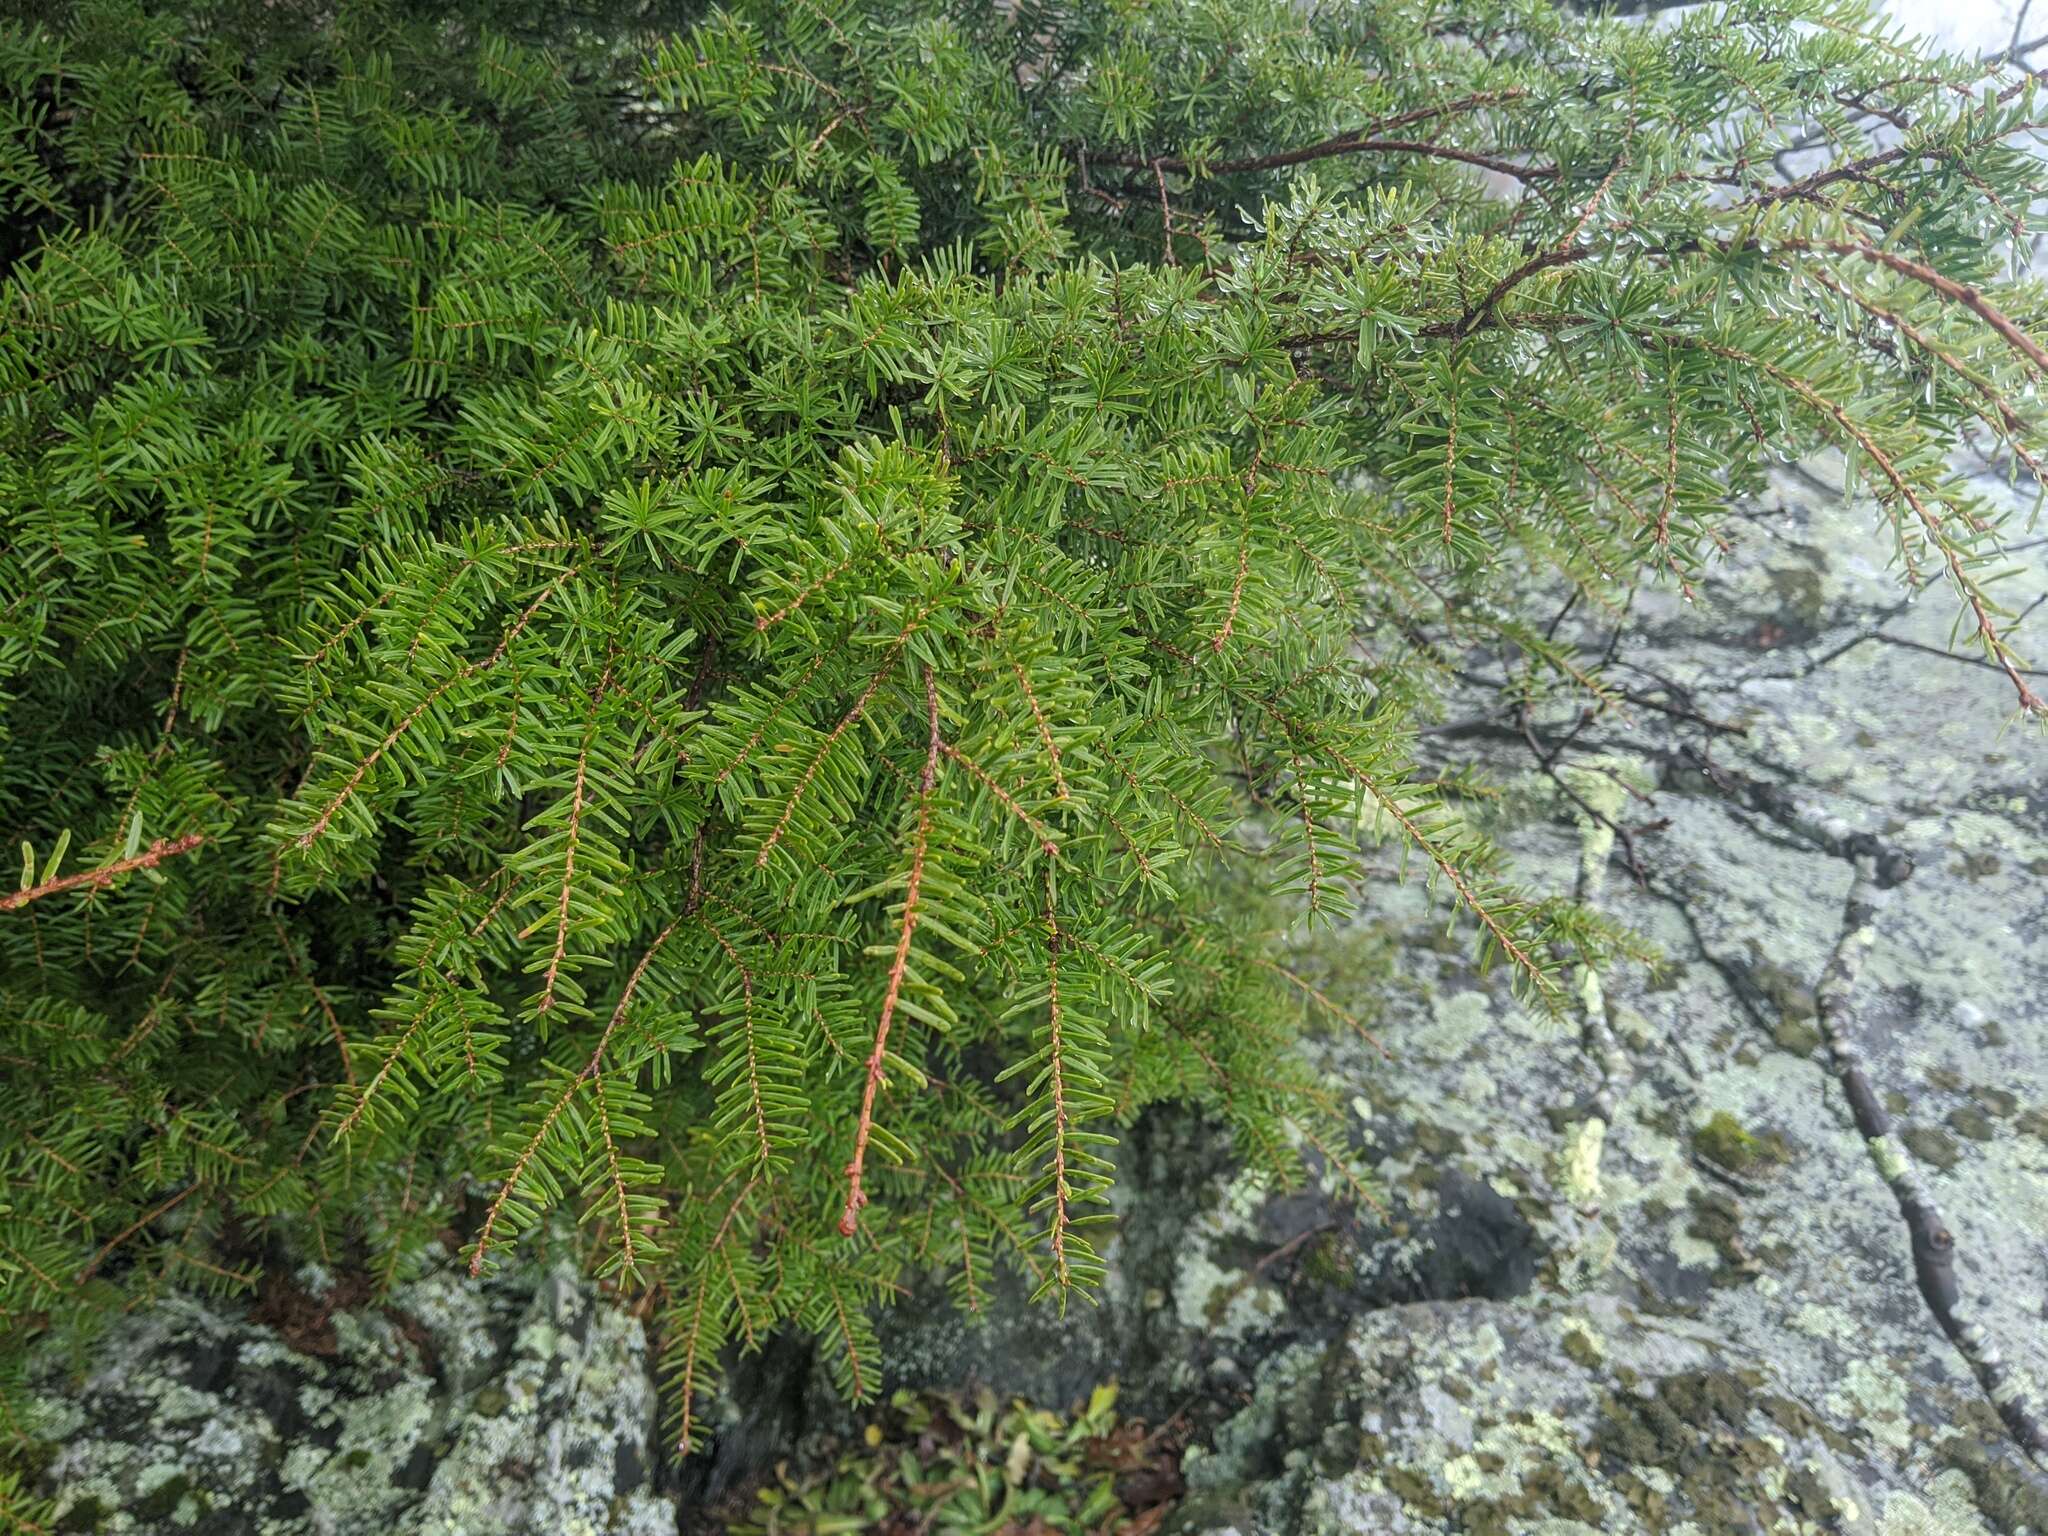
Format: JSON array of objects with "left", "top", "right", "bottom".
[
  {"left": 1156, "top": 454, "right": 2048, "bottom": 1535},
  {"left": 20, "top": 459, "right": 2048, "bottom": 1533}
]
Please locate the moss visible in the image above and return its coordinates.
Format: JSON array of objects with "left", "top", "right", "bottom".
[
  {"left": 1561, "top": 1329, "right": 1603, "bottom": 1370},
  {"left": 1685, "top": 1190, "right": 1757, "bottom": 1286},
  {"left": 1901, "top": 1125, "right": 1962, "bottom": 1171},
  {"left": 1298, "top": 1232, "right": 1355, "bottom": 1292},
  {"left": 1380, "top": 1465, "right": 1446, "bottom": 1516},
  {"left": 1614, "top": 1469, "right": 1667, "bottom": 1528},
  {"left": 1693, "top": 1112, "right": 1789, "bottom": 1173},
  {"left": 1781, "top": 1462, "right": 1839, "bottom": 1521},
  {"left": 56, "top": 1495, "right": 110, "bottom": 1533},
  {"left": 1950, "top": 850, "right": 2002, "bottom": 881},
  {"left": 133, "top": 1472, "right": 197, "bottom": 1521},
  {"left": 1941, "top": 1404, "right": 2048, "bottom": 1531},
  {"left": 1749, "top": 960, "right": 1818, "bottom": 1026},
  {"left": 1756, "top": 1391, "right": 1857, "bottom": 1457},
  {"left": 1594, "top": 1392, "right": 1668, "bottom": 1466},
  {"left": 1772, "top": 1015, "right": 1823, "bottom": 1056},
  {"left": 1461, "top": 1457, "right": 1604, "bottom": 1534},
  {"left": 1630, "top": 1291, "right": 1706, "bottom": 1322},
  {"left": 1973, "top": 1087, "right": 2017, "bottom": 1119},
  {"left": 1410, "top": 1120, "right": 1465, "bottom": 1157},
  {"left": 1594, "top": 1371, "right": 1806, "bottom": 1532},
  {"left": 1945, "top": 1106, "right": 1996, "bottom": 1143}
]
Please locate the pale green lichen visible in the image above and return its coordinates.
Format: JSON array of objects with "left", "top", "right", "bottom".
[
  {"left": 1560, "top": 755, "right": 1646, "bottom": 897},
  {"left": 1413, "top": 990, "right": 1495, "bottom": 1064},
  {"left": 1825, "top": 1360, "right": 1913, "bottom": 1455},
  {"left": 1879, "top": 1470, "right": 1999, "bottom": 1536},
  {"left": 1558, "top": 1118, "right": 1606, "bottom": 1207},
  {"left": 1170, "top": 1167, "right": 1291, "bottom": 1341},
  {"left": 1789, "top": 1303, "right": 1863, "bottom": 1346},
  {"left": 1868, "top": 1134, "right": 1911, "bottom": 1183},
  {"left": 1177, "top": 470, "right": 2047, "bottom": 1536},
  {"left": 1577, "top": 963, "right": 1605, "bottom": 1019}
]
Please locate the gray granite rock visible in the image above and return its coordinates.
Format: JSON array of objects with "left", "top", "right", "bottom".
[
  {"left": 27, "top": 1253, "right": 672, "bottom": 1535},
  {"left": 1175, "top": 1295, "right": 1994, "bottom": 1535},
  {"left": 1160, "top": 457, "right": 2048, "bottom": 1531}
]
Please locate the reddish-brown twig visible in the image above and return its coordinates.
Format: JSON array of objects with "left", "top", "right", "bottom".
[
  {"left": 0, "top": 833, "right": 207, "bottom": 914},
  {"left": 76, "top": 1182, "right": 201, "bottom": 1282},
  {"left": 840, "top": 668, "right": 943, "bottom": 1236},
  {"left": 1765, "top": 238, "right": 2048, "bottom": 375},
  {"left": 1040, "top": 870, "right": 1077, "bottom": 1289},
  {"left": 1089, "top": 136, "right": 1556, "bottom": 184}
]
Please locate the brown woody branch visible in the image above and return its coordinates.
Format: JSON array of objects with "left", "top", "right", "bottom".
[
  {"left": 1454, "top": 243, "right": 1595, "bottom": 337},
  {"left": 1762, "top": 238, "right": 2048, "bottom": 376},
  {"left": 1798, "top": 265, "right": 2048, "bottom": 479},
  {"left": 0, "top": 833, "right": 207, "bottom": 914},
  {"left": 76, "top": 1181, "right": 202, "bottom": 1282},
  {"left": 1808, "top": 823, "right": 2048, "bottom": 1462},
  {"left": 1081, "top": 89, "right": 1550, "bottom": 183},
  {"left": 1086, "top": 137, "right": 1556, "bottom": 184}
]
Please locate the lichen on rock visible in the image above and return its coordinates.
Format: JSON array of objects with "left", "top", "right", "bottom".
[
  {"left": 1168, "top": 461, "right": 2048, "bottom": 1534},
  {"left": 25, "top": 1251, "right": 672, "bottom": 1535}
]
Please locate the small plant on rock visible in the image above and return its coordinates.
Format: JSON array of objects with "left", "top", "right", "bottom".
[{"left": 732, "top": 1382, "right": 1179, "bottom": 1535}]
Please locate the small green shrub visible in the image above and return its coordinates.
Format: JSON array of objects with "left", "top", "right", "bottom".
[
  {"left": 732, "top": 1382, "right": 1175, "bottom": 1535},
  {"left": 1, "top": 0, "right": 2042, "bottom": 1450}
]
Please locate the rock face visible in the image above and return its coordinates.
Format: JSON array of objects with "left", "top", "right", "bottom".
[
  {"left": 1181, "top": 1301, "right": 1849, "bottom": 1533},
  {"left": 27, "top": 1255, "right": 673, "bottom": 1535},
  {"left": 1156, "top": 458, "right": 2048, "bottom": 1532}
]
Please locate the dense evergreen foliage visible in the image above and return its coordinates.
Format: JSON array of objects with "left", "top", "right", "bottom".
[{"left": 1, "top": 0, "right": 2043, "bottom": 1451}]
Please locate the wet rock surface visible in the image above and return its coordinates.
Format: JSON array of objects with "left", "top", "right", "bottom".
[{"left": 26, "top": 1253, "right": 672, "bottom": 1535}]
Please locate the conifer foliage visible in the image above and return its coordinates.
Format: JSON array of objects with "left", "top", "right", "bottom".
[{"left": 2, "top": 0, "right": 2044, "bottom": 1448}]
